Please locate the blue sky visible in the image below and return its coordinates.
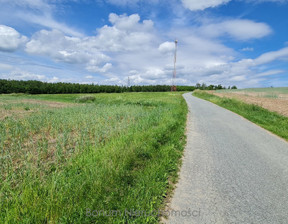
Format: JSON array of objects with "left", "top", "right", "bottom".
[{"left": 0, "top": 0, "right": 288, "bottom": 88}]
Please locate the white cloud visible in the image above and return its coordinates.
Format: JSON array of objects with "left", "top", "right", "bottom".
[
  {"left": 105, "top": 0, "right": 159, "bottom": 6},
  {"left": 241, "top": 47, "right": 254, "bottom": 52},
  {"left": 26, "top": 29, "right": 83, "bottom": 63},
  {"left": 25, "top": 29, "right": 110, "bottom": 71},
  {"left": 49, "top": 76, "right": 59, "bottom": 82},
  {"left": 230, "top": 75, "right": 246, "bottom": 81},
  {"left": 185, "top": 46, "right": 288, "bottom": 87},
  {"left": 1, "top": 10, "right": 286, "bottom": 88},
  {"left": 254, "top": 70, "right": 284, "bottom": 77},
  {"left": 19, "top": 13, "right": 83, "bottom": 37},
  {"left": 220, "top": 20, "right": 272, "bottom": 40},
  {"left": 247, "top": 0, "right": 288, "bottom": 3},
  {"left": 199, "top": 19, "right": 272, "bottom": 41},
  {"left": 0, "top": 25, "right": 28, "bottom": 52},
  {"left": 0, "top": 0, "right": 50, "bottom": 11},
  {"left": 254, "top": 47, "right": 288, "bottom": 65},
  {"left": 181, "top": 0, "right": 288, "bottom": 11},
  {"left": 158, "top": 41, "right": 175, "bottom": 54},
  {"left": 24, "top": 13, "right": 157, "bottom": 76},
  {"left": 85, "top": 75, "right": 94, "bottom": 79},
  {"left": 181, "top": 0, "right": 231, "bottom": 11},
  {"left": 105, "top": 0, "right": 141, "bottom": 6},
  {"left": 83, "top": 13, "right": 155, "bottom": 52},
  {"left": 1, "top": 70, "right": 47, "bottom": 81},
  {"left": 86, "top": 63, "right": 113, "bottom": 73},
  {"left": 141, "top": 68, "right": 167, "bottom": 79},
  {"left": 0, "top": 63, "right": 13, "bottom": 70},
  {"left": 0, "top": 0, "right": 83, "bottom": 37}
]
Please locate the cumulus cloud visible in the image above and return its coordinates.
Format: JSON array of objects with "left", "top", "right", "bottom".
[
  {"left": 141, "top": 68, "right": 167, "bottom": 79},
  {"left": 26, "top": 29, "right": 88, "bottom": 63},
  {"left": 86, "top": 63, "right": 113, "bottom": 73},
  {"left": 25, "top": 29, "right": 110, "bottom": 72},
  {"left": 158, "top": 41, "right": 175, "bottom": 54},
  {"left": 184, "top": 46, "right": 288, "bottom": 87},
  {"left": 83, "top": 13, "right": 155, "bottom": 52},
  {"left": 0, "top": 25, "right": 28, "bottom": 52},
  {"left": 24, "top": 13, "right": 157, "bottom": 75},
  {"left": 181, "top": 0, "right": 231, "bottom": 11},
  {"left": 1, "top": 10, "right": 285, "bottom": 87}
]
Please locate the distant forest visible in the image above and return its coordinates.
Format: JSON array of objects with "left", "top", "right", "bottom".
[{"left": 0, "top": 79, "right": 236, "bottom": 94}]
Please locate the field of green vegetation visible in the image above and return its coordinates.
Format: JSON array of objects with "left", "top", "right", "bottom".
[
  {"left": 193, "top": 90, "right": 288, "bottom": 141},
  {"left": 216, "top": 87, "right": 288, "bottom": 98},
  {"left": 0, "top": 92, "right": 187, "bottom": 223}
]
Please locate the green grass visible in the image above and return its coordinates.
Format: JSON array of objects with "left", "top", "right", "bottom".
[
  {"left": 193, "top": 91, "right": 288, "bottom": 141},
  {"left": 0, "top": 92, "right": 187, "bottom": 223}
]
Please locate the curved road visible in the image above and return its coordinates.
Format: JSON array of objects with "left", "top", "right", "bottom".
[{"left": 165, "top": 93, "right": 288, "bottom": 224}]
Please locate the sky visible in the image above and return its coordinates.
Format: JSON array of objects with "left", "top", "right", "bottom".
[{"left": 0, "top": 0, "right": 288, "bottom": 88}]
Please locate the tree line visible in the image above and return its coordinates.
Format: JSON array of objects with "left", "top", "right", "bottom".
[
  {"left": 0, "top": 79, "right": 236, "bottom": 94},
  {"left": 195, "top": 83, "right": 237, "bottom": 90}
]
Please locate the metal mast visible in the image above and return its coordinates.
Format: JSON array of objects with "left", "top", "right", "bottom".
[
  {"left": 128, "top": 76, "right": 130, "bottom": 87},
  {"left": 171, "top": 39, "right": 178, "bottom": 91}
]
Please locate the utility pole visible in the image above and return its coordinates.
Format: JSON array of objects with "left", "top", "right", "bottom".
[{"left": 171, "top": 39, "right": 178, "bottom": 92}]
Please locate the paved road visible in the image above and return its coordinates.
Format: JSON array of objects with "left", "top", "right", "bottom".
[{"left": 165, "top": 93, "right": 288, "bottom": 224}]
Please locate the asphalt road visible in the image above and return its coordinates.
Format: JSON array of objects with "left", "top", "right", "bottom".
[{"left": 165, "top": 93, "right": 288, "bottom": 224}]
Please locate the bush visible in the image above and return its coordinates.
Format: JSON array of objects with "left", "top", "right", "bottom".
[{"left": 75, "top": 96, "right": 96, "bottom": 103}]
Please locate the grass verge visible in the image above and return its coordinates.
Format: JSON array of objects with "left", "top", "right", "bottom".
[
  {"left": 0, "top": 92, "right": 187, "bottom": 223},
  {"left": 193, "top": 90, "right": 288, "bottom": 141}
]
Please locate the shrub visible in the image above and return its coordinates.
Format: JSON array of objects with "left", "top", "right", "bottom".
[{"left": 75, "top": 96, "right": 96, "bottom": 103}]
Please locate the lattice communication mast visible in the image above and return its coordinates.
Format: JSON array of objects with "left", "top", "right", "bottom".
[{"left": 171, "top": 39, "right": 178, "bottom": 92}]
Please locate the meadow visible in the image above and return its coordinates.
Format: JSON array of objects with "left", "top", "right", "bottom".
[{"left": 0, "top": 92, "right": 187, "bottom": 223}]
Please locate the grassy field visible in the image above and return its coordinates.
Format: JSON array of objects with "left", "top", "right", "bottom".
[
  {"left": 0, "top": 92, "right": 187, "bottom": 223},
  {"left": 193, "top": 90, "right": 288, "bottom": 141}
]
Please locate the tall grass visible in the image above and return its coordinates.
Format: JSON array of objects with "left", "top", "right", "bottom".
[
  {"left": 193, "top": 91, "right": 288, "bottom": 141},
  {"left": 0, "top": 92, "right": 187, "bottom": 223}
]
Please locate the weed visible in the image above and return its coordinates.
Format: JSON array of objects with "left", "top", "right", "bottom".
[
  {"left": 3, "top": 104, "right": 12, "bottom": 110},
  {"left": 0, "top": 92, "right": 187, "bottom": 223}
]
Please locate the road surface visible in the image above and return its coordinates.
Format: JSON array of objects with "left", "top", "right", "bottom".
[{"left": 165, "top": 93, "right": 288, "bottom": 224}]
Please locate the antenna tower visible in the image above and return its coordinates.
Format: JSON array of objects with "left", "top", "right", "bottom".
[
  {"left": 171, "top": 39, "right": 178, "bottom": 91},
  {"left": 128, "top": 76, "right": 130, "bottom": 87}
]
